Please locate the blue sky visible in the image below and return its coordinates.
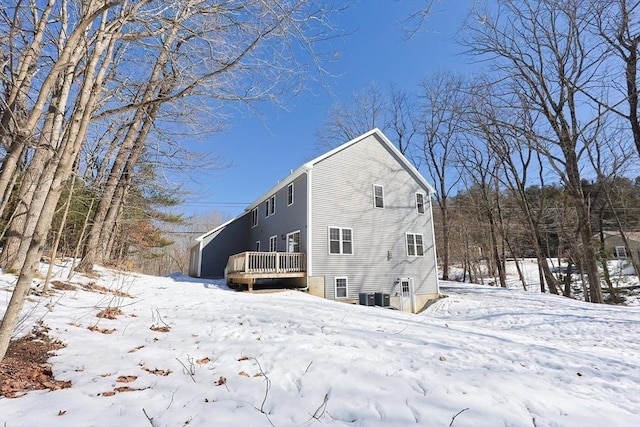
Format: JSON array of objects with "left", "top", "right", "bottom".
[{"left": 180, "top": 0, "right": 474, "bottom": 220}]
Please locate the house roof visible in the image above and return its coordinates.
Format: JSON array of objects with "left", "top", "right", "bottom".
[
  {"left": 244, "top": 128, "right": 436, "bottom": 212},
  {"left": 194, "top": 215, "right": 242, "bottom": 242},
  {"left": 602, "top": 231, "right": 640, "bottom": 242},
  {"left": 194, "top": 129, "right": 436, "bottom": 244}
]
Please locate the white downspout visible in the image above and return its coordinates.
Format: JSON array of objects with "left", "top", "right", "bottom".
[
  {"left": 428, "top": 195, "right": 439, "bottom": 293},
  {"left": 303, "top": 169, "right": 313, "bottom": 290}
]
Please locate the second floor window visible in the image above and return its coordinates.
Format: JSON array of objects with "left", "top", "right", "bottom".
[
  {"left": 329, "top": 227, "right": 353, "bottom": 254},
  {"left": 265, "top": 195, "right": 275, "bottom": 217},
  {"left": 288, "top": 183, "right": 294, "bottom": 205},
  {"left": 251, "top": 207, "right": 258, "bottom": 227},
  {"left": 416, "top": 193, "right": 425, "bottom": 214},
  {"left": 373, "top": 184, "right": 384, "bottom": 208}
]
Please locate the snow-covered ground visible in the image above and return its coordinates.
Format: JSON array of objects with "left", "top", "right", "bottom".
[{"left": 1, "top": 263, "right": 639, "bottom": 426}]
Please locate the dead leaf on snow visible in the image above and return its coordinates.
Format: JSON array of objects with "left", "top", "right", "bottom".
[
  {"left": 196, "top": 357, "right": 210, "bottom": 364},
  {"left": 141, "top": 365, "right": 172, "bottom": 376},
  {"left": 116, "top": 376, "right": 137, "bottom": 383},
  {"left": 114, "top": 386, "right": 137, "bottom": 392},
  {"left": 87, "top": 325, "right": 116, "bottom": 334},
  {"left": 96, "top": 307, "right": 123, "bottom": 319}
]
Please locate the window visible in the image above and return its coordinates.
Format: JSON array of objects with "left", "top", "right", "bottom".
[
  {"left": 416, "top": 193, "right": 425, "bottom": 214},
  {"left": 287, "top": 183, "right": 294, "bottom": 206},
  {"left": 256, "top": 241, "right": 261, "bottom": 251},
  {"left": 329, "top": 227, "right": 353, "bottom": 254},
  {"left": 615, "top": 246, "right": 628, "bottom": 259},
  {"left": 373, "top": 184, "right": 384, "bottom": 208},
  {"left": 251, "top": 207, "right": 258, "bottom": 227},
  {"left": 335, "top": 277, "right": 348, "bottom": 298},
  {"left": 406, "top": 233, "right": 424, "bottom": 257},
  {"left": 265, "top": 195, "right": 275, "bottom": 217},
  {"left": 287, "top": 231, "right": 300, "bottom": 253},
  {"left": 269, "top": 235, "right": 278, "bottom": 252},
  {"left": 401, "top": 279, "right": 410, "bottom": 296}
]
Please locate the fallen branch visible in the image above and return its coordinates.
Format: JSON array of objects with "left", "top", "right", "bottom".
[{"left": 449, "top": 408, "right": 469, "bottom": 426}]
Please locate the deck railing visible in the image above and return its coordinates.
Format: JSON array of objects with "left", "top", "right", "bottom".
[{"left": 227, "top": 252, "right": 306, "bottom": 275}]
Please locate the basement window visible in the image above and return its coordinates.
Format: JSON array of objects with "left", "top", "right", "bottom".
[{"left": 335, "top": 277, "right": 348, "bottom": 298}]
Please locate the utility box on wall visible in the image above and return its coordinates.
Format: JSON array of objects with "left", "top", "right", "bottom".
[
  {"left": 374, "top": 292, "right": 390, "bottom": 307},
  {"left": 359, "top": 292, "right": 375, "bottom": 306}
]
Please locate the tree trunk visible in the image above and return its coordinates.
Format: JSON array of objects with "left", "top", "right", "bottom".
[
  {"left": 3, "top": 62, "right": 77, "bottom": 270},
  {"left": 77, "top": 26, "right": 179, "bottom": 272}
]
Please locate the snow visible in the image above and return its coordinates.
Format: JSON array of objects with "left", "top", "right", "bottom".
[{"left": 1, "top": 263, "right": 639, "bottom": 426}]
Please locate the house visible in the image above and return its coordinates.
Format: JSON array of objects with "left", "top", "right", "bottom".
[
  {"left": 602, "top": 231, "right": 640, "bottom": 274},
  {"left": 189, "top": 129, "right": 439, "bottom": 312}
]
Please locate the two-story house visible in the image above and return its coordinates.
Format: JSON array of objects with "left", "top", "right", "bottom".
[{"left": 189, "top": 129, "right": 439, "bottom": 312}]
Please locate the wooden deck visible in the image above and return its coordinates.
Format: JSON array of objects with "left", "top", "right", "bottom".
[{"left": 226, "top": 252, "right": 306, "bottom": 289}]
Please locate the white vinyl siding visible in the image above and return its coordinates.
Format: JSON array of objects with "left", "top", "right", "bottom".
[
  {"left": 335, "top": 277, "right": 348, "bottom": 298},
  {"left": 329, "top": 227, "right": 353, "bottom": 254},
  {"left": 269, "top": 235, "right": 278, "bottom": 252},
  {"left": 288, "top": 183, "right": 294, "bottom": 206},
  {"left": 406, "top": 233, "right": 424, "bottom": 257},
  {"left": 310, "top": 132, "right": 438, "bottom": 300},
  {"left": 373, "top": 184, "right": 384, "bottom": 208},
  {"left": 416, "top": 192, "right": 425, "bottom": 214}
]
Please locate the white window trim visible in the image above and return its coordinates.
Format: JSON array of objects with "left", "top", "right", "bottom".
[
  {"left": 615, "top": 246, "right": 628, "bottom": 259},
  {"left": 251, "top": 207, "right": 258, "bottom": 228},
  {"left": 415, "top": 192, "right": 425, "bottom": 214},
  {"left": 406, "top": 232, "right": 425, "bottom": 257},
  {"left": 256, "top": 241, "right": 261, "bottom": 251},
  {"left": 265, "top": 199, "right": 270, "bottom": 218},
  {"left": 270, "top": 194, "right": 276, "bottom": 216},
  {"left": 335, "top": 276, "right": 348, "bottom": 299},
  {"left": 269, "top": 235, "right": 278, "bottom": 252},
  {"left": 373, "top": 184, "right": 384, "bottom": 209},
  {"left": 287, "top": 183, "right": 294, "bottom": 206},
  {"left": 328, "top": 227, "right": 354, "bottom": 255}
]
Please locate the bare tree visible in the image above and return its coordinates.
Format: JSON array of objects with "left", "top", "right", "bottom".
[
  {"left": 415, "top": 71, "right": 465, "bottom": 280},
  {"left": 589, "top": 0, "right": 640, "bottom": 157},
  {"left": 316, "top": 82, "right": 390, "bottom": 149},
  {"left": 0, "top": 0, "right": 344, "bottom": 362},
  {"left": 462, "top": 0, "right": 606, "bottom": 302}
]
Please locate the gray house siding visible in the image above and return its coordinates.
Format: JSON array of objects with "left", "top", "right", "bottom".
[
  {"left": 248, "top": 173, "right": 308, "bottom": 253},
  {"left": 310, "top": 133, "right": 438, "bottom": 300},
  {"left": 199, "top": 213, "right": 251, "bottom": 278}
]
